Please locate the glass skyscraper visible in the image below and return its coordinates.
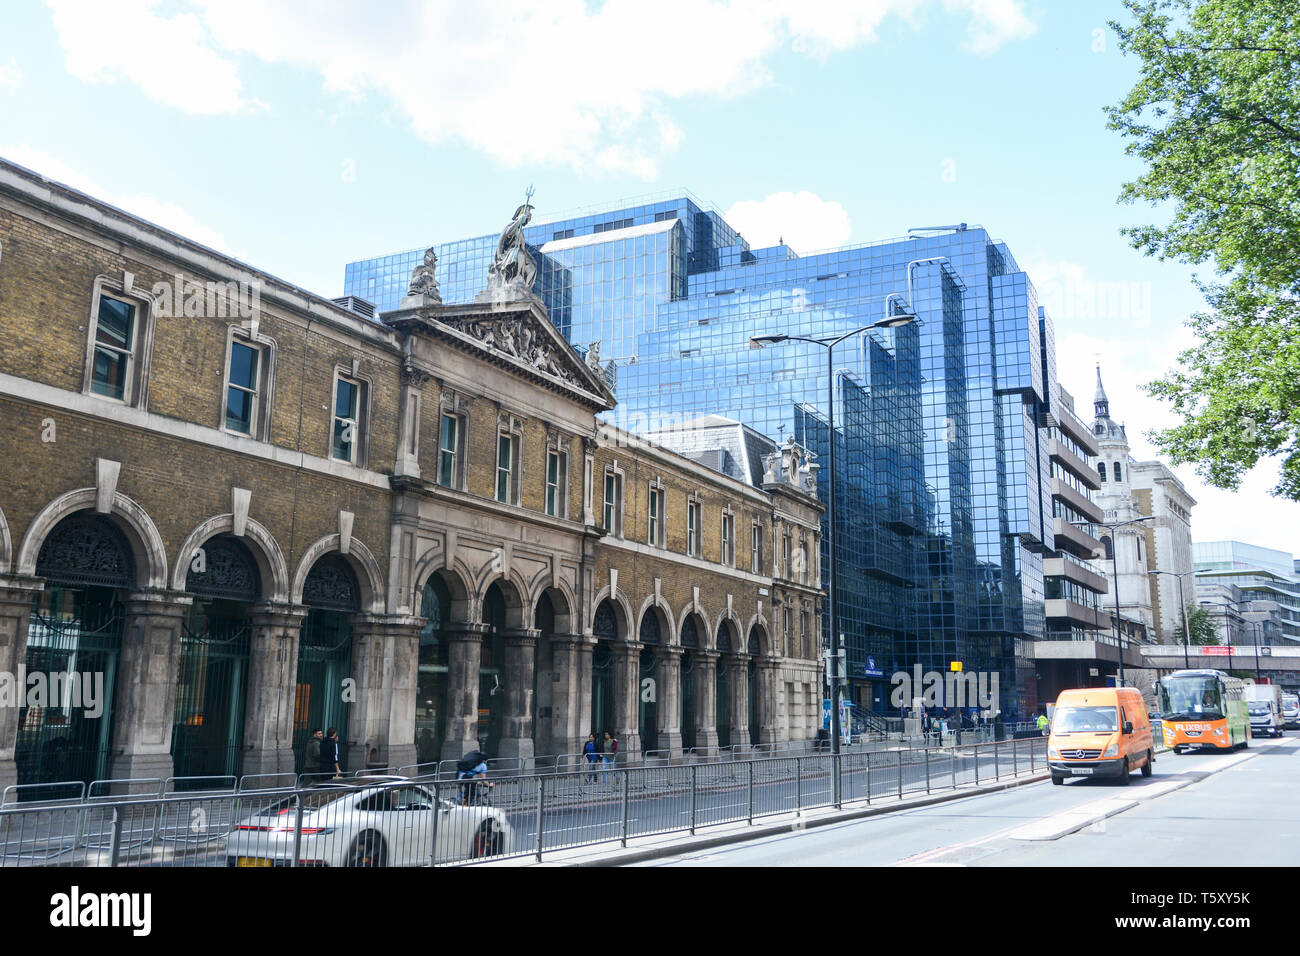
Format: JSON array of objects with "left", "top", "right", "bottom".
[{"left": 346, "top": 196, "right": 1068, "bottom": 718}]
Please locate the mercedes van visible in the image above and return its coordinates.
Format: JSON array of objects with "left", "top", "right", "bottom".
[{"left": 1048, "top": 687, "right": 1154, "bottom": 785}]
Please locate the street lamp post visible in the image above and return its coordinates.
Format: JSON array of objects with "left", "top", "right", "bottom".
[
  {"left": 1075, "top": 514, "right": 1155, "bottom": 686},
  {"left": 751, "top": 311, "right": 917, "bottom": 806},
  {"left": 1148, "top": 569, "right": 1191, "bottom": 670}
]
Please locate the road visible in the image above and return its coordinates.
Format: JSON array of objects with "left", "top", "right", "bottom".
[{"left": 633, "top": 737, "right": 1300, "bottom": 866}]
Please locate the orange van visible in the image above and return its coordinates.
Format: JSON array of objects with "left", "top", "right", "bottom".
[{"left": 1047, "top": 687, "right": 1154, "bottom": 785}]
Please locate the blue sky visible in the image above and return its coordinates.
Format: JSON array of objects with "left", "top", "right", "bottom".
[{"left": 2, "top": 0, "right": 1296, "bottom": 552}]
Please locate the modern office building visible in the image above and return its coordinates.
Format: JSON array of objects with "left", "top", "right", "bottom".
[
  {"left": 347, "top": 196, "right": 1094, "bottom": 717},
  {"left": 1195, "top": 541, "right": 1300, "bottom": 644}
]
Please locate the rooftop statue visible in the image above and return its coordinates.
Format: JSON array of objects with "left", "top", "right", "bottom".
[
  {"left": 404, "top": 247, "right": 442, "bottom": 304},
  {"left": 484, "top": 186, "right": 538, "bottom": 301}
]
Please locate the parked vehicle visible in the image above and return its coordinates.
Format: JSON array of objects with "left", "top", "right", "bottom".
[
  {"left": 1158, "top": 669, "right": 1249, "bottom": 752},
  {"left": 225, "top": 776, "right": 514, "bottom": 867},
  {"left": 1282, "top": 694, "right": 1299, "bottom": 731},
  {"left": 1048, "top": 687, "right": 1154, "bottom": 786},
  {"left": 1244, "top": 682, "right": 1285, "bottom": 738}
]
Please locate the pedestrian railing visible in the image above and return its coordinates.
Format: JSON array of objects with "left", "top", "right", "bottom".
[{"left": 0, "top": 735, "right": 1048, "bottom": 868}]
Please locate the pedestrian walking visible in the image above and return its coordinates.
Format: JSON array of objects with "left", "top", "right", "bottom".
[
  {"left": 320, "top": 727, "right": 341, "bottom": 778},
  {"left": 304, "top": 728, "right": 322, "bottom": 781},
  {"left": 602, "top": 732, "right": 617, "bottom": 782},
  {"left": 583, "top": 733, "right": 599, "bottom": 783},
  {"left": 1036, "top": 712, "right": 1049, "bottom": 736}
]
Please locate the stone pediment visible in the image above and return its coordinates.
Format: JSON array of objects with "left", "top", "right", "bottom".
[{"left": 384, "top": 298, "right": 615, "bottom": 409}]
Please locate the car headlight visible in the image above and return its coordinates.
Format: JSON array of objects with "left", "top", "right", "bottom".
[
  {"left": 1047, "top": 747, "right": 1059, "bottom": 759},
  {"left": 1103, "top": 743, "right": 1118, "bottom": 757}
]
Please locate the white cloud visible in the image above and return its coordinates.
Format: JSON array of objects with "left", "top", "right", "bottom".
[
  {"left": 946, "top": 0, "right": 1036, "bottom": 55},
  {"left": 1, "top": 144, "right": 232, "bottom": 254},
  {"left": 42, "top": 0, "right": 1037, "bottom": 177},
  {"left": 45, "top": 0, "right": 248, "bottom": 114},
  {"left": 724, "top": 191, "right": 853, "bottom": 253},
  {"left": 0, "top": 58, "right": 20, "bottom": 91}
]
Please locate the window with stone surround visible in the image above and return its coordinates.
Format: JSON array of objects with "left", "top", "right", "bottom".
[{"left": 82, "top": 275, "right": 157, "bottom": 408}]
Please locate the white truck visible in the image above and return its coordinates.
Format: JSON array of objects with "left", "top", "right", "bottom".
[{"left": 1244, "top": 682, "right": 1285, "bottom": 738}]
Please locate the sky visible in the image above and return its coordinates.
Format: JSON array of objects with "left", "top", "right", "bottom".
[{"left": 1, "top": 0, "right": 1296, "bottom": 555}]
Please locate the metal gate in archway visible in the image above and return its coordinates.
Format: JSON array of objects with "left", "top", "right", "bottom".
[
  {"left": 293, "top": 610, "right": 352, "bottom": 774},
  {"left": 172, "top": 617, "right": 250, "bottom": 782}
]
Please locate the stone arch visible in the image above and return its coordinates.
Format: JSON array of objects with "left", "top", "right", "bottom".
[
  {"left": 536, "top": 579, "right": 576, "bottom": 635},
  {"left": 290, "top": 534, "right": 384, "bottom": 614},
  {"left": 478, "top": 574, "right": 529, "bottom": 629},
  {"left": 744, "top": 616, "right": 772, "bottom": 657},
  {"left": 589, "top": 585, "right": 635, "bottom": 641},
  {"left": 171, "top": 513, "right": 290, "bottom": 603},
  {"left": 411, "top": 550, "right": 475, "bottom": 623},
  {"left": 0, "top": 502, "right": 11, "bottom": 574},
  {"left": 713, "top": 607, "right": 744, "bottom": 653},
  {"left": 17, "top": 487, "right": 168, "bottom": 589},
  {"left": 637, "top": 592, "right": 677, "bottom": 645},
  {"left": 675, "top": 605, "right": 709, "bottom": 650}
]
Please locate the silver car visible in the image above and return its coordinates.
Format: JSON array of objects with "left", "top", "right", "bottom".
[{"left": 225, "top": 776, "right": 514, "bottom": 867}]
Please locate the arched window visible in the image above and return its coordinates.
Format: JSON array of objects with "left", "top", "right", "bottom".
[
  {"left": 1113, "top": 461, "right": 1122, "bottom": 482},
  {"left": 1097, "top": 462, "right": 1107, "bottom": 482},
  {"left": 1101, "top": 535, "right": 1113, "bottom": 561}
]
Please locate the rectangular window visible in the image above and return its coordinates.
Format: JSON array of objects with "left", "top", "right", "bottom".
[
  {"left": 546, "top": 450, "right": 567, "bottom": 517},
  {"left": 722, "top": 513, "right": 734, "bottom": 566},
  {"left": 603, "top": 472, "right": 623, "bottom": 536},
  {"left": 225, "top": 341, "right": 260, "bottom": 434},
  {"left": 783, "top": 533, "right": 792, "bottom": 576},
  {"left": 438, "top": 414, "right": 459, "bottom": 487},
  {"left": 648, "top": 486, "right": 665, "bottom": 547},
  {"left": 496, "top": 433, "right": 514, "bottom": 504},
  {"left": 91, "top": 295, "right": 136, "bottom": 400},
  {"left": 752, "top": 523, "right": 763, "bottom": 573},
  {"left": 332, "top": 376, "right": 363, "bottom": 463},
  {"left": 687, "top": 500, "right": 699, "bottom": 556}
]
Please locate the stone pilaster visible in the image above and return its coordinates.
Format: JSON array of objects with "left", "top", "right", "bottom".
[
  {"left": 611, "top": 641, "right": 642, "bottom": 759},
  {"left": 728, "top": 655, "right": 751, "bottom": 754},
  {"left": 240, "top": 603, "right": 307, "bottom": 777},
  {"left": 497, "top": 627, "right": 539, "bottom": 763},
  {"left": 0, "top": 575, "right": 44, "bottom": 794},
  {"left": 441, "top": 622, "right": 487, "bottom": 760},
  {"left": 656, "top": 645, "right": 683, "bottom": 757},
  {"left": 694, "top": 650, "right": 720, "bottom": 756},
  {"left": 756, "top": 658, "right": 781, "bottom": 745},
  {"left": 574, "top": 635, "right": 595, "bottom": 743},
  {"left": 545, "top": 634, "right": 579, "bottom": 757},
  {"left": 383, "top": 615, "right": 424, "bottom": 771},
  {"left": 108, "top": 590, "right": 193, "bottom": 784},
  {"left": 395, "top": 364, "right": 430, "bottom": 478}
]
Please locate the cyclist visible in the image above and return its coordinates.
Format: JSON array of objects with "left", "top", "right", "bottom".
[{"left": 457, "top": 751, "right": 493, "bottom": 805}]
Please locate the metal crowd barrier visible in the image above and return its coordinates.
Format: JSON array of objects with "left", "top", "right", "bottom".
[{"left": 0, "top": 736, "right": 1048, "bottom": 867}]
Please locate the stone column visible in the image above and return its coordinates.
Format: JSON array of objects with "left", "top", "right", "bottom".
[
  {"left": 546, "top": 634, "right": 580, "bottom": 758},
  {"left": 728, "top": 655, "right": 751, "bottom": 754},
  {"left": 240, "top": 603, "right": 307, "bottom": 778},
  {"left": 497, "top": 627, "right": 539, "bottom": 764},
  {"left": 441, "top": 622, "right": 487, "bottom": 760},
  {"left": 0, "top": 575, "right": 44, "bottom": 794},
  {"left": 756, "top": 658, "right": 781, "bottom": 745},
  {"left": 395, "top": 364, "right": 429, "bottom": 478},
  {"left": 344, "top": 613, "right": 389, "bottom": 772},
  {"left": 694, "top": 650, "right": 720, "bottom": 756},
  {"left": 656, "top": 645, "right": 683, "bottom": 757},
  {"left": 108, "top": 589, "right": 193, "bottom": 785},
  {"left": 611, "top": 641, "right": 642, "bottom": 759},
  {"left": 575, "top": 636, "right": 595, "bottom": 742},
  {"left": 384, "top": 615, "right": 424, "bottom": 772}
]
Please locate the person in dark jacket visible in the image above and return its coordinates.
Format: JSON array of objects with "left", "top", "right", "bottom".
[
  {"left": 304, "top": 728, "right": 323, "bottom": 781},
  {"left": 320, "top": 727, "right": 341, "bottom": 778}
]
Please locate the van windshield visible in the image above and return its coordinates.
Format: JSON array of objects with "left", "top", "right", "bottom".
[{"left": 1052, "top": 706, "right": 1118, "bottom": 733}]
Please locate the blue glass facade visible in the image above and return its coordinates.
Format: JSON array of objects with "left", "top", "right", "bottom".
[{"left": 346, "top": 199, "right": 1064, "bottom": 718}]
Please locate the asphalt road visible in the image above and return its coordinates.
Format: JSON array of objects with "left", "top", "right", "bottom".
[{"left": 633, "top": 737, "right": 1299, "bottom": 866}]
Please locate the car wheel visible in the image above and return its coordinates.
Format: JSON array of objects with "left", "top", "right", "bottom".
[
  {"left": 472, "top": 820, "right": 504, "bottom": 858},
  {"left": 1116, "top": 758, "right": 1130, "bottom": 785},
  {"left": 1172, "top": 745, "right": 1184, "bottom": 755},
  {"left": 1050, "top": 773, "right": 1064, "bottom": 786},
  {"left": 1141, "top": 751, "right": 1153, "bottom": 777},
  {"left": 347, "top": 831, "right": 387, "bottom": 868}
]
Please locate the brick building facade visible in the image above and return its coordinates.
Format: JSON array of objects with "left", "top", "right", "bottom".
[{"left": 0, "top": 158, "right": 823, "bottom": 792}]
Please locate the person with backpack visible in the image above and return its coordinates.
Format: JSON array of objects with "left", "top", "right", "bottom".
[
  {"left": 456, "top": 750, "right": 491, "bottom": 805},
  {"left": 601, "top": 732, "right": 617, "bottom": 782}
]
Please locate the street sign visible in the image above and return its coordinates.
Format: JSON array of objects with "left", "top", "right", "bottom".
[{"left": 863, "top": 655, "right": 884, "bottom": 679}]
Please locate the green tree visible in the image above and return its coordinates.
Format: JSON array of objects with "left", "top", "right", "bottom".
[
  {"left": 1107, "top": 0, "right": 1300, "bottom": 497},
  {"left": 1183, "top": 604, "right": 1221, "bottom": 645}
]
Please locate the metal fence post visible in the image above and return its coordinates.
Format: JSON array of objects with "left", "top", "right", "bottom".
[
  {"left": 795, "top": 757, "right": 802, "bottom": 812},
  {"left": 1030, "top": 737, "right": 1036, "bottom": 772},
  {"left": 897, "top": 749, "right": 903, "bottom": 799},
  {"left": 834, "top": 753, "right": 842, "bottom": 810},
  {"left": 1013, "top": 736, "right": 1019, "bottom": 777},
  {"left": 925, "top": 745, "right": 931, "bottom": 794},
  {"left": 689, "top": 765, "right": 697, "bottom": 835},
  {"left": 290, "top": 791, "right": 304, "bottom": 869},
  {"left": 747, "top": 760, "right": 754, "bottom": 825},
  {"left": 951, "top": 745, "right": 957, "bottom": 790},
  {"left": 974, "top": 744, "right": 980, "bottom": 786},
  {"left": 108, "top": 806, "right": 123, "bottom": 867},
  {"left": 620, "top": 771, "right": 630, "bottom": 847},
  {"left": 994, "top": 739, "right": 1000, "bottom": 780},
  {"left": 429, "top": 783, "right": 441, "bottom": 865}
]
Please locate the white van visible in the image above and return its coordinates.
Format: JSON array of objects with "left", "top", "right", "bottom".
[
  {"left": 1244, "top": 683, "right": 1285, "bottom": 738},
  {"left": 1282, "top": 693, "right": 1299, "bottom": 731}
]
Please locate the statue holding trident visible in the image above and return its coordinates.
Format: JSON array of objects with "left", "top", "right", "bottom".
[{"left": 485, "top": 185, "right": 538, "bottom": 300}]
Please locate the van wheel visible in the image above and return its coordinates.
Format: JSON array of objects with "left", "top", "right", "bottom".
[
  {"left": 1172, "top": 745, "right": 1183, "bottom": 754},
  {"left": 1116, "top": 758, "right": 1131, "bottom": 785},
  {"left": 1141, "top": 751, "right": 1153, "bottom": 777},
  {"left": 1051, "top": 773, "right": 1064, "bottom": 786}
]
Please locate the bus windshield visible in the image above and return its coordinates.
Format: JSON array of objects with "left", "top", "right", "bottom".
[
  {"left": 1051, "top": 706, "right": 1119, "bottom": 733},
  {"left": 1160, "top": 675, "right": 1223, "bottom": 721}
]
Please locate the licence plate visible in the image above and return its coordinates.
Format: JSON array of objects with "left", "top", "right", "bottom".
[
  {"left": 1070, "top": 768, "right": 1094, "bottom": 776},
  {"left": 236, "top": 857, "right": 272, "bottom": 867}
]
